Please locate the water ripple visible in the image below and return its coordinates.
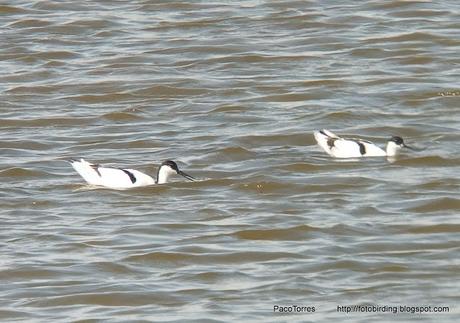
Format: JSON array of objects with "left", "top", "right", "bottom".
[{"left": 1, "top": 0, "right": 459, "bottom": 322}]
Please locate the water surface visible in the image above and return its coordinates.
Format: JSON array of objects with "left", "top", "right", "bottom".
[{"left": 1, "top": 1, "right": 459, "bottom": 322}]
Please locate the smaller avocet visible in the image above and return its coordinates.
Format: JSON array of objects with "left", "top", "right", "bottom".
[
  {"left": 314, "top": 129, "right": 415, "bottom": 158},
  {"left": 70, "top": 158, "right": 195, "bottom": 189}
]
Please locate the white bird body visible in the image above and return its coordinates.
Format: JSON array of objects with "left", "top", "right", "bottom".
[
  {"left": 314, "top": 129, "right": 411, "bottom": 158},
  {"left": 70, "top": 158, "right": 194, "bottom": 189}
]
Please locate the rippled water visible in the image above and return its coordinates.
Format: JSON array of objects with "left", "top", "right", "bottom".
[{"left": 1, "top": 1, "right": 459, "bottom": 322}]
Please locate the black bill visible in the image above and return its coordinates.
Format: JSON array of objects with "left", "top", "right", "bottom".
[
  {"left": 178, "top": 170, "right": 195, "bottom": 181},
  {"left": 403, "top": 144, "right": 421, "bottom": 151}
]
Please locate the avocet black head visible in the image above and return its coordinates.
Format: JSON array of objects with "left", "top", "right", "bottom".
[
  {"left": 390, "top": 136, "right": 404, "bottom": 146},
  {"left": 387, "top": 135, "right": 415, "bottom": 156},
  {"left": 390, "top": 136, "right": 415, "bottom": 150},
  {"left": 156, "top": 160, "right": 195, "bottom": 184}
]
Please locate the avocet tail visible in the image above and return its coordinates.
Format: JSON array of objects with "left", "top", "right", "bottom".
[
  {"left": 314, "top": 129, "right": 338, "bottom": 156},
  {"left": 69, "top": 158, "right": 102, "bottom": 185}
]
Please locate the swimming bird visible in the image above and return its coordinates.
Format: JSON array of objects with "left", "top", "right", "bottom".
[
  {"left": 70, "top": 158, "right": 195, "bottom": 189},
  {"left": 314, "top": 129, "right": 415, "bottom": 158}
]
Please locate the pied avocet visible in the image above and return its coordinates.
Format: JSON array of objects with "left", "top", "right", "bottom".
[
  {"left": 314, "top": 129, "right": 415, "bottom": 158},
  {"left": 70, "top": 158, "right": 195, "bottom": 189}
]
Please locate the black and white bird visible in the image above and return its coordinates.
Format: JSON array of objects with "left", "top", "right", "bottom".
[
  {"left": 70, "top": 158, "right": 195, "bottom": 189},
  {"left": 314, "top": 129, "right": 415, "bottom": 158}
]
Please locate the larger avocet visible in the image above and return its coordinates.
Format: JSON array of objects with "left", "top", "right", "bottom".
[
  {"left": 70, "top": 158, "right": 195, "bottom": 189},
  {"left": 314, "top": 129, "right": 414, "bottom": 158}
]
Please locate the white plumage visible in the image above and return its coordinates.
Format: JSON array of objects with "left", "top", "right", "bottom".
[
  {"left": 70, "top": 158, "right": 194, "bottom": 189},
  {"left": 314, "top": 129, "right": 413, "bottom": 158}
]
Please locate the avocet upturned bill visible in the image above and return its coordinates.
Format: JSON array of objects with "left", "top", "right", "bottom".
[
  {"left": 70, "top": 158, "right": 195, "bottom": 189},
  {"left": 314, "top": 129, "right": 415, "bottom": 158}
]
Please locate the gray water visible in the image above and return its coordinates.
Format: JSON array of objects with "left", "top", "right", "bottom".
[{"left": 1, "top": 1, "right": 459, "bottom": 322}]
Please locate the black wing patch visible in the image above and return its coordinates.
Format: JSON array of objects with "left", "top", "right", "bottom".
[
  {"left": 90, "top": 164, "right": 102, "bottom": 177},
  {"left": 357, "top": 142, "right": 366, "bottom": 155},
  {"left": 327, "top": 138, "right": 337, "bottom": 149},
  {"left": 120, "top": 169, "right": 137, "bottom": 184}
]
